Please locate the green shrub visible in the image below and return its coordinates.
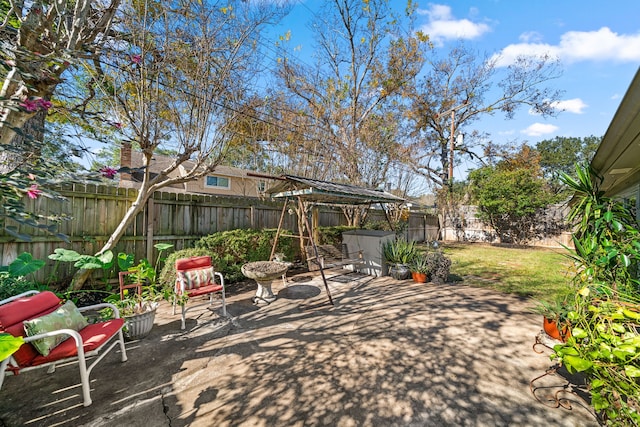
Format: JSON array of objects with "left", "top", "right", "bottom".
[
  {"left": 0, "top": 252, "right": 47, "bottom": 300},
  {"left": 318, "top": 226, "right": 356, "bottom": 246},
  {"left": 363, "top": 220, "right": 392, "bottom": 231},
  {"left": 195, "top": 229, "right": 296, "bottom": 283},
  {"left": 0, "top": 275, "right": 46, "bottom": 300},
  {"left": 549, "top": 164, "right": 640, "bottom": 425},
  {"left": 158, "top": 247, "right": 213, "bottom": 288},
  {"left": 382, "top": 238, "right": 417, "bottom": 265}
]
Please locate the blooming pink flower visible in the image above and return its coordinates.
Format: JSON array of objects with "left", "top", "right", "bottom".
[
  {"left": 28, "top": 173, "right": 36, "bottom": 180},
  {"left": 20, "top": 99, "right": 39, "bottom": 112},
  {"left": 19, "top": 98, "right": 52, "bottom": 112},
  {"left": 27, "top": 184, "right": 41, "bottom": 199},
  {"left": 100, "top": 166, "right": 118, "bottom": 179},
  {"left": 37, "top": 99, "right": 52, "bottom": 110},
  {"left": 131, "top": 54, "right": 142, "bottom": 64}
]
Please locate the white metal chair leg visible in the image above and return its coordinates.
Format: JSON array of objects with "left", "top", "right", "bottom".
[
  {"left": 75, "top": 342, "right": 92, "bottom": 406},
  {"left": 0, "top": 358, "right": 9, "bottom": 390},
  {"left": 118, "top": 329, "right": 128, "bottom": 362},
  {"left": 181, "top": 305, "right": 186, "bottom": 330}
]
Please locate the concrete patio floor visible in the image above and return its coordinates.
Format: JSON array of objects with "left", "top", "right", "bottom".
[{"left": 0, "top": 269, "right": 599, "bottom": 426}]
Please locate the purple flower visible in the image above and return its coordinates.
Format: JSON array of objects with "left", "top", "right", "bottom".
[
  {"left": 27, "top": 184, "right": 41, "bottom": 199},
  {"left": 100, "top": 166, "right": 118, "bottom": 179},
  {"left": 131, "top": 54, "right": 142, "bottom": 64}
]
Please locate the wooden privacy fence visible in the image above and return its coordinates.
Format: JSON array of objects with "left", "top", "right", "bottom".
[{"left": 0, "top": 184, "right": 436, "bottom": 282}]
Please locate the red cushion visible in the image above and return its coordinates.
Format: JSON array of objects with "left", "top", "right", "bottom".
[
  {"left": 186, "top": 284, "right": 223, "bottom": 298},
  {"left": 0, "top": 291, "right": 61, "bottom": 330},
  {"left": 0, "top": 292, "right": 62, "bottom": 366},
  {"left": 5, "top": 323, "right": 41, "bottom": 367},
  {"left": 175, "top": 256, "right": 211, "bottom": 272},
  {"left": 29, "top": 318, "right": 124, "bottom": 367}
]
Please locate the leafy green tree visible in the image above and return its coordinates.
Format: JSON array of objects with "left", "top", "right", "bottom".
[
  {"left": 0, "top": 0, "right": 122, "bottom": 149},
  {"left": 0, "top": 0, "right": 121, "bottom": 238},
  {"left": 69, "top": 0, "right": 288, "bottom": 289},
  {"left": 536, "top": 135, "right": 600, "bottom": 191},
  {"left": 405, "top": 44, "right": 563, "bottom": 191},
  {"left": 468, "top": 146, "right": 561, "bottom": 244}
]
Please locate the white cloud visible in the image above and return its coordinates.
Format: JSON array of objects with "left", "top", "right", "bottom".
[
  {"left": 550, "top": 98, "right": 587, "bottom": 114},
  {"left": 521, "top": 123, "right": 559, "bottom": 137},
  {"left": 494, "top": 27, "right": 640, "bottom": 67},
  {"left": 417, "top": 4, "right": 491, "bottom": 45},
  {"left": 519, "top": 31, "right": 543, "bottom": 43},
  {"left": 611, "top": 93, "right": 622, "bottom": 100}
]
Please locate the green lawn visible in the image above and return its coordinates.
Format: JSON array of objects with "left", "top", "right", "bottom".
[{"left": 425, "top": 242, "right": 574, "bottom": 301}]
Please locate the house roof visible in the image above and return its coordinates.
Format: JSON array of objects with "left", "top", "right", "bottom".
[
  {"left": 591, "top": 67, "right": 640, "bottom": 196},
  {"left": 127, "top": 152, "right": 272, "bottom": 180},
  {"left": 265, "top": 175, "right": 406, "bottom": 205}
]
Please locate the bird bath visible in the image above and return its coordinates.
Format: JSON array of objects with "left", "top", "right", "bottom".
[{"left": 241, "top": 261, "right": 290, "bottom": 305}]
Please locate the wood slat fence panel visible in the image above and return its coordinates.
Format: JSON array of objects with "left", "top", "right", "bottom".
[{"left": 0, "top": 184, "right": 436, "bottom": 282}]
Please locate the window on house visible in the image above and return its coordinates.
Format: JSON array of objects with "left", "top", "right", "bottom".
[
  {"left": 205, "top": 175, "right": 230, "bottom": 189},
  {"left": 257, "top": 180, "right": 267, "bottom": 193},
  {"left": 616, "top": 184, "right": 640, "bottom": 224}
]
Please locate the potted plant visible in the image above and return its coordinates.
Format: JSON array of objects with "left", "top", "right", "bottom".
[
  {"left": 382, "top": 238, "right": 417, "bottom": 280},
  {"left": 531, "top": 294, "right": 572, "bottom": 341},
  {"left": 106, "top": 243, "right": 174, "bottom": 340},
  {"left": 106, "top": 282, "right": 162, "bottom": 340},
  {"left": 409, "top": 255, "right": 429, "bottom": 283}
]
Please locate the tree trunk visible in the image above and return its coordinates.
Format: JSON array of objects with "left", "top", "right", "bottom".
[
  {"left": 70, "top": 182, "right": 152, "bottom": 290},
  {"left": 0, "top": 110, "right": 44, "bottom": 173}
]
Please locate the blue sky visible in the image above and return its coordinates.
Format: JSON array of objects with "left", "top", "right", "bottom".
[{"left": 270, "top": 1, "right": 640, "bottom": 178}]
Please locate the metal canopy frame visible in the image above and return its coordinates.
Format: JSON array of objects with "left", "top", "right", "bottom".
[
  {"left": 265, "top": 175, "right": 405, "bottom": 305},
  {"left": 267, "top": 175, "right": 406, "bottom": 206}
]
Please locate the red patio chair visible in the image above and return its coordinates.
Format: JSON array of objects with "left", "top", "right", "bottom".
[
  {"left": 174, "top": 256, "right": 227, "bottom": 329},
  {"left": 0, "top": 290, "right": 128, "bottom": 406}
]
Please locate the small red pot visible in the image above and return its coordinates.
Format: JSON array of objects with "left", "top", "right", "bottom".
[
  {"left": 411, "top": 272, "right": 428, "bottom": 283},
  {"left": 543, "top": 317, "right": 570, "bottom": 342}
]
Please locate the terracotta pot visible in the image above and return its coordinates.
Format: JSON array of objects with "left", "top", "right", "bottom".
[
  {"left": 411, "top": 272, "right": 428, "bottom": 283},
  {"left": 543, "top": 316, "right": 570, "bottom": 342}
]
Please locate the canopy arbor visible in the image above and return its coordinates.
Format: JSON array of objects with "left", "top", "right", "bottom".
[{"left": 264, "top": 174, "right": 405, "bottom": 305}]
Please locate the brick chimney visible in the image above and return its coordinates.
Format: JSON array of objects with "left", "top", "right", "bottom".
[{"left": 120, "top": 142, "right": 132, "bottom": 182}]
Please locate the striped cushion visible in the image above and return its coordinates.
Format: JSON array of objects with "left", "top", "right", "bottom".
[{"left": 178, "top": 267, "right": 215, "bottom": 291}]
